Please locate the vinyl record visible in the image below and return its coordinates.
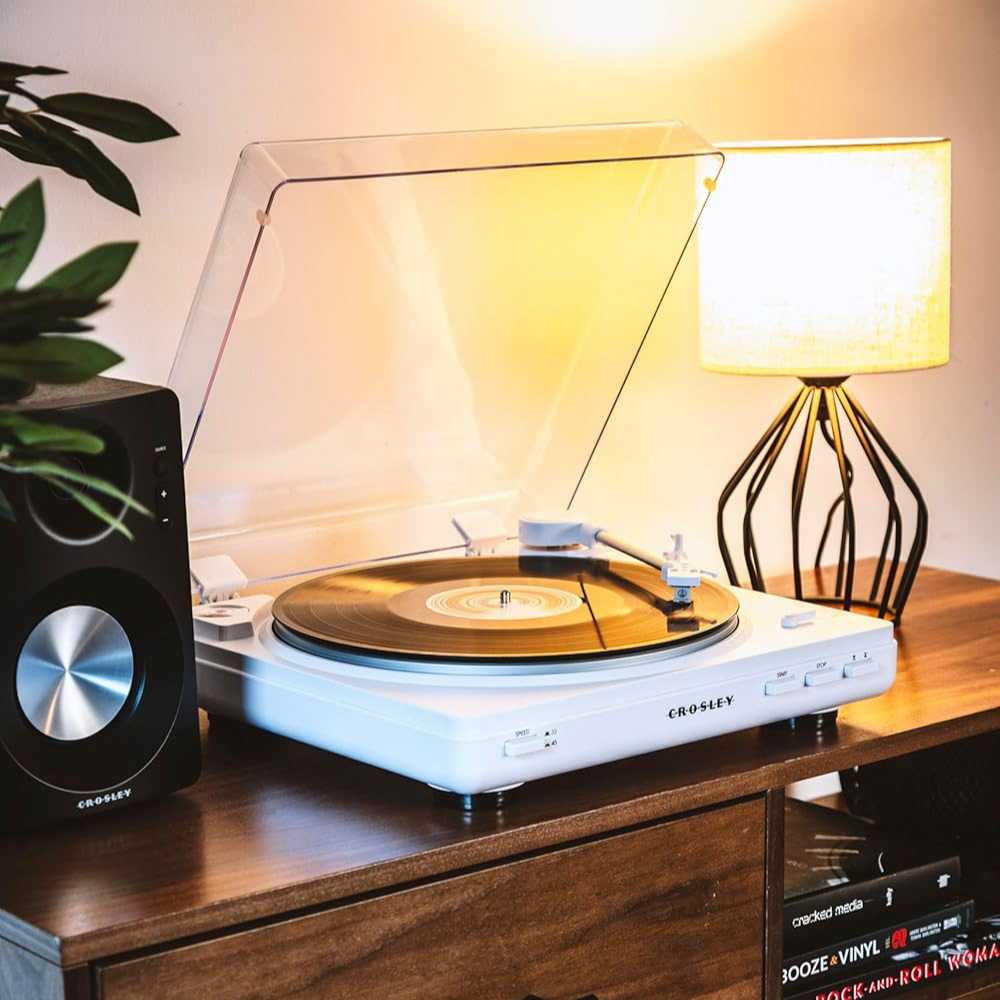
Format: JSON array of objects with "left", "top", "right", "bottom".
[{"left": 272, "top": 555, "right": 739, "bottom": 665}]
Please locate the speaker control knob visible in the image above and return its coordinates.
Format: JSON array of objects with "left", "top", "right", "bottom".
[{"left": 16, "top": 606, "right": 134, "bottom": 742}]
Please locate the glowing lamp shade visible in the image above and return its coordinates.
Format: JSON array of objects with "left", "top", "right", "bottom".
[{"left": 698, "top": 139, "right": 950, "bottom": 377}]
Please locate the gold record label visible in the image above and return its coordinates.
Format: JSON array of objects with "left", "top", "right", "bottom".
[{"left": 389, "top": 577, "right": 630, "bottom": 631}]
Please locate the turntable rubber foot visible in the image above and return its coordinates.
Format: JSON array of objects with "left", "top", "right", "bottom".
[
  {"left": 767, "top": 708, "right": 839, "bottom": 733},
  {"left": 430, "top": 785, "right": 522, "bottom": 812}
]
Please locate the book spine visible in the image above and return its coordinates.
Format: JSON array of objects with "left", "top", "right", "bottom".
[
  {"left": 782, "top": 900, "right": 974, "bottom": 995},
  {"left": 787, "top": 926, "right": 1000, "bottom": 1000},
  {"left": 785, "top": 856, "right": 961, "bottom": 954}
]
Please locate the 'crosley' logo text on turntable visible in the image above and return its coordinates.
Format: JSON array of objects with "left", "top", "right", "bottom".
[{"left": 667, "top": 695, "right": 735, "bottom": 719}]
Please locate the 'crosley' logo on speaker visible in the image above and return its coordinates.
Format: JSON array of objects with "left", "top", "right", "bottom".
[
  {"left": 667, "top": 695, "right": 734, "bottom": 719},
  {"left": 77, "top": 788, "right": 132, "bottom": 810}
]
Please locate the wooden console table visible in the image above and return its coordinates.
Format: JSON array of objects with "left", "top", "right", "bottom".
[{"left": 2, "top": 561, "right": 999, "bottom": 1000}]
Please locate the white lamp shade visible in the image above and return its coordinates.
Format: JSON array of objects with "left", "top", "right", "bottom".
[{"left": 698, "top": 138, "right": 951, "bottom": 377}]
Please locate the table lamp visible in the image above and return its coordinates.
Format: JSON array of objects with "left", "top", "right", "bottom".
[{"left": 699, "top": 138, "right": 950, "bottom": 624}]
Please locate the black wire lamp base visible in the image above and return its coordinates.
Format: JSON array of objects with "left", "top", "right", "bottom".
[{"left": 717, "top": 378, "right": 928, "bottom": 625}]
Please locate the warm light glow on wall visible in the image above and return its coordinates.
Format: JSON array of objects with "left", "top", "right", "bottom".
[
  {"left": 698, "top": 139, "right": 951, "bottom": 377},
  {"left": 528, "top": 0, "right": 688, "bottom": 54},
  {"left": 460, "top": 0, "right": 812, "bottom": 61}
]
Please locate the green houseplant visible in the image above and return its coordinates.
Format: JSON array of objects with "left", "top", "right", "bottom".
[{"left": 0, "top": 60, "right": 177, "bottom": 537}]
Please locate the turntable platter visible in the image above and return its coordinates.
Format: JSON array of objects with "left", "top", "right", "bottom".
[{"left": 272, "top": 556, "right": 739, "bottom": 665}]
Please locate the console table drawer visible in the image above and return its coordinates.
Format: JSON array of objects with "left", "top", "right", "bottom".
[{"left": 98, "top": 797, "right": 765, "bottom": 1000}]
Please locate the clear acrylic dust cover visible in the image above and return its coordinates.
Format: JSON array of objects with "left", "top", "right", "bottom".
[{"left": 170, "top": 123, "right": 723, "bottom": 588}]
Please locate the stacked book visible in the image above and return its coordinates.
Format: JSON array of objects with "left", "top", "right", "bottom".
[{"left": 783, "top": 799, "right": 1000, "bottom": 999}]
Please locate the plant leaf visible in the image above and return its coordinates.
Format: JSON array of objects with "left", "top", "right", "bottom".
[
  {"left": 36, "top": 474, "right": 134, "bottom": 540},
  {"left": 0, "top": 375, "right": 33, "bottom": 401},
  {"left": 0, "top": 128, "right": 56, "bottom": 167},
  {"left": 0, "top": 412, "right": 105, "bottom": 453},
  {"left": 0, "top": 336, "right": 122, "bottom": 383},
  {"left": 33, "top": 318, "right": 95, "bottom": 334},
  {"left": 1, "top": 456, "right": 150, "bottom": 539},
  {"left": 0, "top": 63, "right": 66, "bottom": 86},
  {"left": 0, "top": 179, "right": 44, "bottom": 290},
  {"left": 0, "top": 287, "right": 107, "bottom": 338},
  {"left": 39, "top": 242, "right": 136, "bottom": 298},
  {"left": 17, "top": 318, "right": 95, "bottom": 334},
  {"left": 0, "top": 234, "right": 21, "bottom": 263},
  {"left": 0, "top": 486, "right": 12, "bottom": 521},
  {"left": 6, "top": 110, "right": 139, "bottom": 214},
  {"left": 8, "top": 458, "right": 150, "bottom": 517},
  {"left": 0, "top": 286, "right": 106, "bottom": 323},
  {"left": 40, "top": 92, "right": 178, "bottom": 143}
]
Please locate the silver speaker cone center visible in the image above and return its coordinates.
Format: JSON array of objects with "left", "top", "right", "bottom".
[{"left": 16, "top": 605, "right": 134, "bottom": 742}]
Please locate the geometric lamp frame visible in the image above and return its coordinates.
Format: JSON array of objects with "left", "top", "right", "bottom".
[{"left": 717, "top": 378, "right": 927, "bottom": 625}]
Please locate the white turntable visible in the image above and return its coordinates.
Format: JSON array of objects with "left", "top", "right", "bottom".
[{"left": 172, "top": 124, "right": 895, "bottom": 804}]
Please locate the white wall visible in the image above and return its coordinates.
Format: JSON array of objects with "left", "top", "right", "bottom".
[{"left": 4, "top": 0, "right": 999, "bottom": 580}]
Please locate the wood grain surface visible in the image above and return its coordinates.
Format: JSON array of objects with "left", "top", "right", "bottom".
[
  {"left": 97, "top": 799, "right": 764, "bottom": 1000},
  {"left": 1, "top": 561, "right": 998, "bottom": 972}
]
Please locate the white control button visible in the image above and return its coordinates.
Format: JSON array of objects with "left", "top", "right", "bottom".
[
  {"left": 782, "top": 610, "right": 817, "bottom": 629},
  {"left": 845, "top": 661, "right": 878, "bottom": 678},
  {"left": 504, "top": 735, "right": 557, "bottom": 757},
  {"left": 805, "top": 669, "right": 839, "bottom": 687},
  {"left": 765, "top": 676, "right": 801, "bottom": 695}
]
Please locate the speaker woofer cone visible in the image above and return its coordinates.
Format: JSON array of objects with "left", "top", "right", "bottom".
[
  {"left": 0, "top": 568, "right": 185, "bottom": 793},
  {"left": 16, "top": 605, "right": 134, "bottom": 742}
]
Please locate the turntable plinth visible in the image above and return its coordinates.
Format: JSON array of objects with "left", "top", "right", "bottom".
[{"left": 2, "top": 561, "right": 999, "bottom": 1000}]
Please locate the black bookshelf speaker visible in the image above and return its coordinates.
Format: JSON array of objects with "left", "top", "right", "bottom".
[{"left": 0, "top": 377, "right": 200, "bottom": 831}]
